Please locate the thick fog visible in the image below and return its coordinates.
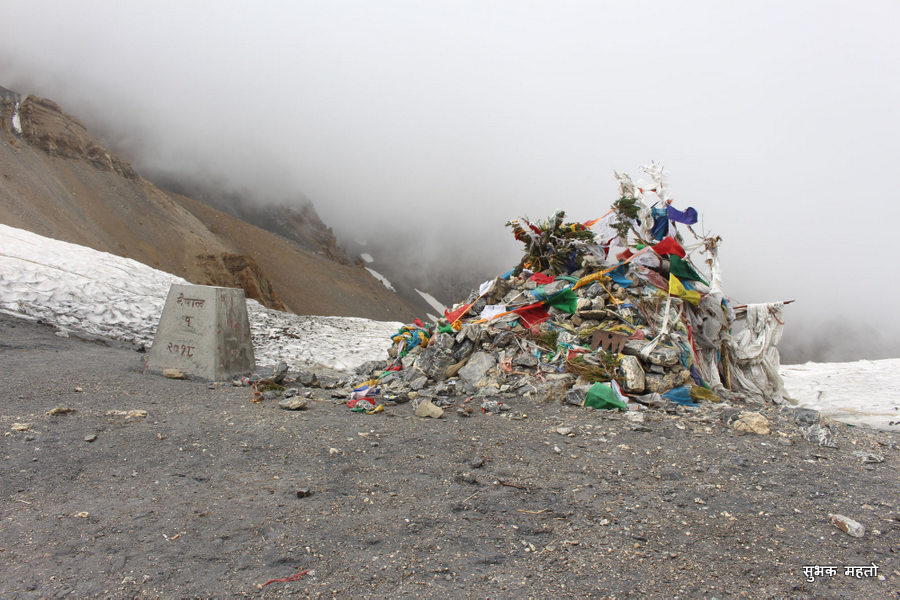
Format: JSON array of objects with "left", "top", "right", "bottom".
[{"left": 2, "top": 1, "right": 898, "bottom": 362}]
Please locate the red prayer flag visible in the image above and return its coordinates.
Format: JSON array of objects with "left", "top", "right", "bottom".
[
  {"left": 413, "top": 318, "right": 426, "bottom": 328},
  {"left": 651, "top": 236, "right": 686, "bottom": 258},
  {"left": 529, "top": 273, "right": 555, "bottom": 284},
  {"left": 512, "top": 303, "right": 551, "bottom": 328},
  {"left": 444, "top": 302, "right": 473, "bottom": 324}
]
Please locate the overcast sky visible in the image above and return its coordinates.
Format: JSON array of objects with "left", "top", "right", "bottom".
[{"left": 2, "top": 1, "right": 898, "bottom": 360}]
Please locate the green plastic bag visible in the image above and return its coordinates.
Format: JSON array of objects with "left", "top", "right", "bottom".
[{"left": 584, "top": 382, "right": 627, "bottom": 410}]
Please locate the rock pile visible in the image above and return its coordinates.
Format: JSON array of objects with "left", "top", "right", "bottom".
[{"left": 356, "top": 165, "right": 789, "bottom": 414}]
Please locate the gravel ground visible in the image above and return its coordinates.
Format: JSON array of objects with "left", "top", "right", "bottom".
[{"left": 1, "top": 313, "right": 898, "bottom": 599}]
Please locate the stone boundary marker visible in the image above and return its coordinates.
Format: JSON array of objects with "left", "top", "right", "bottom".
[{"left": 147, "top": 284, "right": 255, "bottom": 380}]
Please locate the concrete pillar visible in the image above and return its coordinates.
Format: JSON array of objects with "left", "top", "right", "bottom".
[{"left": 148, "top": 284, "right": 255, "bottom": 380}]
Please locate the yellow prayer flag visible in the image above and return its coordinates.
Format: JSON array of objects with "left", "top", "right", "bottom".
[
  {"left": 669, "top": 273, "right": 701, "bottom": 305},
  {"left": 573, "top": 271, "right": 607, "bottom": 290}
]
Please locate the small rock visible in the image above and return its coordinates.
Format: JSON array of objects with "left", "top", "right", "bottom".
[
  {"left": 584, "top": 282, "right": 605, "bottom": 298},
  {"left": 295, "top": 370, "right": 318, "bottom": 387},
  {"left": 354, "top": 359, "right": 384, "bottom": 376},
  {"left": 625, "top": 411, "right": 645, "bottom": 423},
  {"left": 470, "top": 457, "right": 485, "bottom": 469},
  {"left": 384, "top": 392, "right": 409, "bottom": 404},
  {"left": 460, "top": 472, "right": 478, "bottom": 484},
  {"left": 852, "top": 450, "right": 884, "bottom": 464},
  {"left": 74, "top": 387, "right": 83, "bottom": 393},
  {"left": 283, "top": 388, "right": 299, "bottom": 398},
  {"left": 272, "top": 360, "right": 288, "bottom": 384},
  {"left": 565, "top": 386, "right": 589, "bottom": 407},
  {"left": 556, "top": 426, "right": 575, "bottom": 436},
  {"left": 512, "top": 352, "right": 538, "bottom": 368},
  {"left": 317, "top": 374, "right": 339, "bottom": 389},
  {"left": 731, "top": 411, "right": 770, "bottom": 435},
  {"left": 163, "top": 368, "right": 185, "bottom": 379},
  {"left": 11, "top": 423, "right": 32, "bottom": 432},
  {"left": 789, "top": 407, "right": 821, "bottom": 427},
  {"left": 295, "top": 488, "right": 313, "bottom": 498},
  {"left": 800, "top": 423, "right": 838, "bottom": 448},
  {"left": 644, "top": 371, "right": 685, "bottom": 394},
  {"left": 415, "top": 399, "right": 444, "bottom": 419},
  {"left": 46, "top": 406, "right": 76, "bottom": 416},
  {"left": 619, "top": 355, "right": 645, "bottom": 393},
  {"left": 623, "top": 340, "right": 679, "bottom": 366},
  {"left": 458, "top": 352, "right": 497, "bottom": 389},
  {"left": 84, "top": 434, "right": 97, "bottom": 443},
  {"left": 105, "top": 410, "right": 148, "bottom": 420},
  {"left": 279, "top": 398, "right": 308, "bottom": 411},
  {"left": 481, "top": 400, "right": 502, "bottom": 414},
  {"left": 829, "top": 513, "right": 865, "bottom": 538}
]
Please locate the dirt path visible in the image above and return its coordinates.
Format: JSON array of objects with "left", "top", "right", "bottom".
[{"left": 1, "top": 313, "right": 897, "bottom": 599}]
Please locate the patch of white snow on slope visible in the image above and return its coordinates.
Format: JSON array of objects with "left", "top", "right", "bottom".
[
  {"left": 781, "top": 359, "right": 900, "bottom": 431},
  {"left": 0, "top": 224, "right": 401, "bottom": 371},
  {"left": 365, "top": 267, "right": 395, "bottom": 291},
  {"left": 11, "top": 100, "right": 23, "bottom": 134},
  {"left": 415, "top": 288, "right": 446, "bottom": 315}
]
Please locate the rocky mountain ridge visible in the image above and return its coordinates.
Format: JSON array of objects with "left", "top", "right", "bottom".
[{"left": 0, "top": 85, "right": 418, "bottom": 322}]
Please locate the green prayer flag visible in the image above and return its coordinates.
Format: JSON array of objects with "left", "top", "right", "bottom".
[
  {"left": 546, "top": 288, "right": 578, "bottom": 314},
  {"left": 584, "top": 382, "right": 627, "bottom": 410},
  {"left": 669, "top": 256, "right": 708, "bottom": 286}
]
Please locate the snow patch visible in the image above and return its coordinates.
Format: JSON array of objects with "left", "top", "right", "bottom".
[
  {"left": 0, "top": 224, "right": 401, "bottom": 371},
  {"left": 11, "top": 100, "right": 22, "bottom": 134},
  {"left": 781, "top": 359, "right": 899, "bottom": 431},
  {"left": 415, "top": 288, "right": 447, "bottom": 314},
  {"left": 365, "top": 267, "right": 395, "bottom": 291},
  {"left": 359, "top": 253, "right": 374, "bottom": 263}
]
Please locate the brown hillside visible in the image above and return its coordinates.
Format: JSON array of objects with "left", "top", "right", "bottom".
[{"left": 0, "top": 89, "right": 418, "bottom": 322}]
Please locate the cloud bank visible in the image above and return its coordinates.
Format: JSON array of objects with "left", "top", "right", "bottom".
[{"left": 2, "top": 1, "right": 898, "bottom": 361}]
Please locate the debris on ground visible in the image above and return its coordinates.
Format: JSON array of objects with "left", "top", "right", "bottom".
[
  {"left": 278, "top": 398, "right": 308, "bottom": 411},
  {"left": 162, "top": 368, "right": 185, "bottom": 379},
  {"left": 105, "top": 409, "right": 148, "bottom": 420},
  {"left": 828, "top": 513, "right": 866, "bottom": 538}
]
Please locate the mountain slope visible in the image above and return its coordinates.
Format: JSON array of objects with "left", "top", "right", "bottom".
[{"left": 0, "top": 86, "right": 418, "bottom": 321}]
